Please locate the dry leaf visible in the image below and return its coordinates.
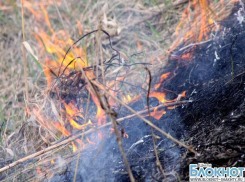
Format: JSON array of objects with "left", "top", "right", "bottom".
[{"left": 22, "top": 41, "right": 39, "bottom": 61}]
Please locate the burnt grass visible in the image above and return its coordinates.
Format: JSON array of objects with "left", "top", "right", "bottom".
[
  {"left": 159, "top": 13, "right": 245, "bottom": 181},
  {"left": 114, "top": 13, "right": 245, "bottom": 182},
  {"left": 50, "top": 8, "right": 245, "bottom": 182}
]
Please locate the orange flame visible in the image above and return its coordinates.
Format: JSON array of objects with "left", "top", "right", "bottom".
[
  {"left": 167, "top": 106, "right": 177, "bottom": 110},
  {"left": 76, "top": 20, "right": 83, "bottom": 35},
  {"left": 40, "top": 4, "right": 54, "bottom": 34},
  {"left": 86, "top": 137, "right": 96, "bottom": 145},
  {"left": 149, "top": 91, "right": 186, "bottom": 104},
  {"left": 37, "top": 167, "right": 42, "bottom": 175},
  {"left": 170, "top": 0, "right": 237, "bottom": 54},
  {"left": 123, "top": 94, "right": 132, "bottom": 103},
  {"left": 151, "top": 108, "right": 166, "bottom": 120},
  {"left": 36, "top": 30, "right": 87, "bottom": 74},
  {"left": 72, "top": 142, "right": 78, "bottom": 152},
  {"left": 24, "top": 1, "right": 40, "bottom": 18},
  {"left": 155, "top": 72, "right": 171, "bottom": 89},
  {"left": 88, "top": 87, "right": 107, "bottom": 126},
  {"left": 137, "top": 40, "right": 143, "bottom": 50},
  {"left": 54, "top": 123, "right": 83, "bottom": 152},
  {"left": 149, "top": 92, "right": 168, "bottom": 103},
  {"left": 51, "top": 159, "right": 55, "bottom": 165}
]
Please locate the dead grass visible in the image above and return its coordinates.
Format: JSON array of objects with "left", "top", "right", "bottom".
[{"left": 0, "top": 0, "right": 236, "bottom": 181}]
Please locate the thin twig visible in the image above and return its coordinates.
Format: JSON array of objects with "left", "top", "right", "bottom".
[
  {"left": 21, "top": 0, "right": 29, "bottom": 102},
  {"left": 90, "top": 82, "right": 135, "bottom": 182},
  {"left": 0, "top": 101, "right": 190, "bottom": 173},
  {"left": 145, "top": 67, "right": 167, "bottom": 181},
  {"left": 178, "top": 39, "right": 212, "bottom": 51},
  {"left": 96, "top": 21, "right": 105, "bottom": 83},
  {"left": 230, "top": 35, "right": 238, "bottom": 82},
  {"left": 109, "top": 110, "right": 135, "bottom": 182},
  {"left": 225, "top": 71, "right": 245, "bottom": 85}
]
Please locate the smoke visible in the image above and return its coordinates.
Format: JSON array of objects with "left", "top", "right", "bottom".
[{"left": 236, "top": 0, "right": 245, "bottom": 25}]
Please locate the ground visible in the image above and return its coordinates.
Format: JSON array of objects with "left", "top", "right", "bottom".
[{"left": 0, "top": 0, "right": 243, "bottom": 181}]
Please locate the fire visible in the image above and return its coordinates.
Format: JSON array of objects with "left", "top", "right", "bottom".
[
  {"left": 175, "top": 0, "right": 214, "bottom": 42},
  {"left": 62, "top": 102, "right": 95, "bottom": 130},
  {"left": 170, "top": 0, "right": 237, "bottom": 54},
  {"left": 123, "top": 94, "right": 132, "bottom": 103},
  {"left": 181, "top": 53, "right": 192, "bottom": 61},
  {"left": 167, "top": 106, "right": 177, "bottom": 110},
  {"left": 180, "top": 91, "right": 186, "bottom": 98},
  {"left": 72, "top": 142, "right": 78, "bottom": 152},
  {"left": 127, "top": 94, "right": 132, "bottom": 101},
  {"left": 36, "top": 167, "right": 42, "bottom": 175},
  {"left": 149, "top": 91, "right": 186, "bottom": 106},
  {"left": 151, "top": 108, "right": 166, "bottom": 120},
  {"left": 89, "top": 87, "right": 107, "bottom": 126},
  {"left": 155, "top": 72, "right": 171, "bottom": 89},
  {"left": 24, "top": 0, "right": 98, "bottom": 152},
  {"left": 51, "top": 159, "right": 55, "bottom": 165},
  {"left": 24, "top": 1, "right": 40, "bottom": 18},
  {"left": 25, "top": 0, "right": 238, "bottom": 154},
  {"left": 123, "top": 133, "right": 129, "bottom": 139},
  {"left": 40, "top": 4, "right": 54, "bottom": 34},
  {"left": 77, "top": 20, "right": 83, "bottom": 35},
  {"left": 35, "top": 30, "right": 87, "bottom": 75},
  {"left": 149, "top": 92, "right": 168, "bottom": 103},
  {"left": 110, "top": 128, "right": 129, "bottom": 138},
  {"left": 86, "top": 137, "right": 96, "bottom": 145},
  {"left": 54, "top": 123, "right": 83, "bottom": 152},
  {"left": 137, "top": 40, "right": 143, "bottom": 50}
]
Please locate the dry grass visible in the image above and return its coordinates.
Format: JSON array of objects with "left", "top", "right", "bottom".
[{"left": 0, "top": 0, "right": 236, "bottom": 181}]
